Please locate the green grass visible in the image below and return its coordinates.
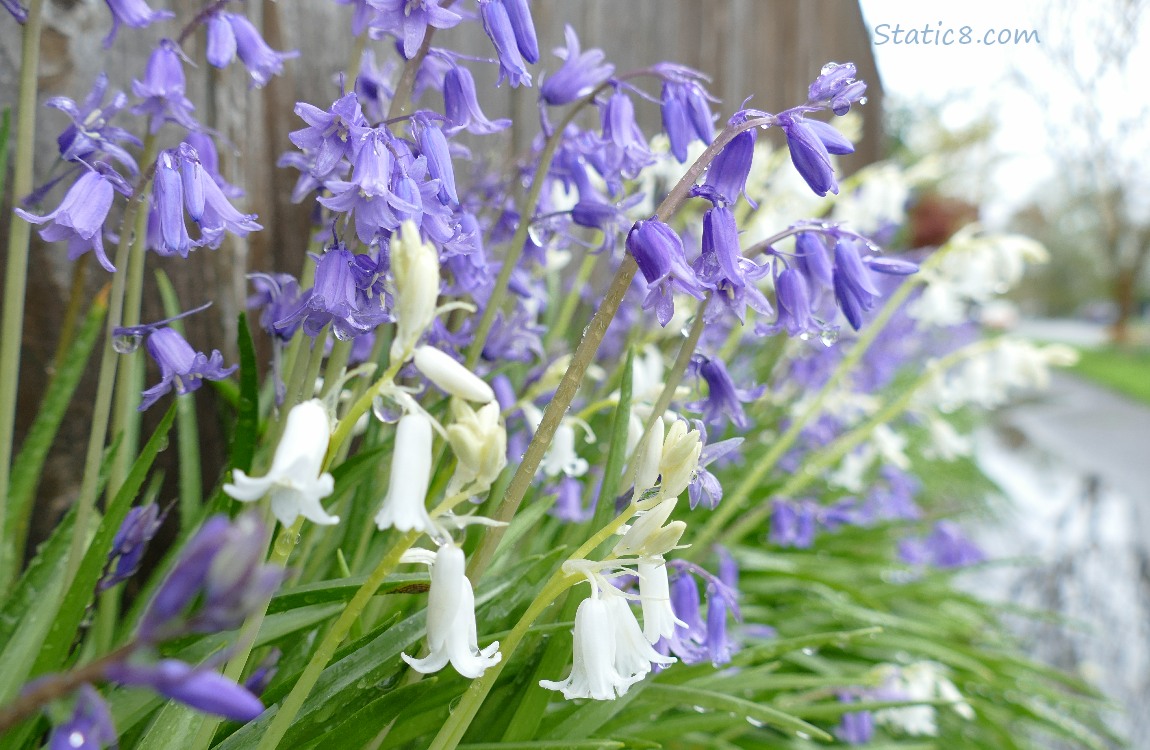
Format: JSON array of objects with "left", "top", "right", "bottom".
[{"left": 1071, "top": 345, "right": 1150, "bottom": 405}]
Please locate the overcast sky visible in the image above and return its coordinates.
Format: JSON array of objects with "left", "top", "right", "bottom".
[{"left": 857, "top": 0, "right": 1147, "bottom": 225}]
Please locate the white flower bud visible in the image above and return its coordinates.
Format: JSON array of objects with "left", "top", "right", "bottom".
[
  {"left": 390, "top": 220, "right": 440, "bottom": 363},
  {"left": 375, "top": 412, "right": 436, "bottom": 535},
  {"left": 224, "top": 400, "right": 338, "bottom": 527},
  {"left": 632, "top": 416, "right": 664, "bottom": 497},
  {"left": 614, "top": 497, "right": 683, "bottom": 558},
  {"left": 413, "top": 345, "right": 495, "bottom": 403},
  {"left": 446, "top": 401, "right": 507, "bottom": 494},
  {"left": 638, "top": 559, "right": 684, "bottom": 643},
  {"left": 658, "top": 420, "right": 701, "bottom": 500}
]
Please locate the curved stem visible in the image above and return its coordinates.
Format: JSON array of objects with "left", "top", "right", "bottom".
[
  {"left": 466, "top": 119, "right": 767, "bottom": 582},
  {"left": 0, "top": 0, "right": 45, "bottom": 585}
]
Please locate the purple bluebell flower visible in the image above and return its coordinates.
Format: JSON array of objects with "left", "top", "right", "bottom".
[
  {"left": 317, "top": 129, "right": 408, "bottom": 244},
  {"left": 900, "top": 521, "right": 985, "bottom": 569},
  {"left": 369, "top": 0, "right": 462, "bottom": 59},
  {"left": 540, "top": 25, "right": 614, "bottom": 106},
  {"left": 414, "top": 113, "right": 458, "bottom": 205},
  {"left": 443, "top": 65, "right": 512, "bottom": 135},
  {"left": 865, "top": 255, "right": 919, "bottom": 276},
  {"left": 138, "top": 514, "right": 282, "bottom": 642},
  {"left": 15, "top": 167, "right": 129, "bottom": 273},
  {"left": 152, "top": 149, "right": 196, "bottom": 257},
  {"left": 3, "top": 0, "right": 27, "bottom": 23},
  {"left": 103, "top": 0, "right": 174, "bottom": 48},
  {"left": 808, "top": 62, "right": 867, "bottom": 115},
  {"left": 275, "top": 244, "right": 390, "bottom": 340},
  {"left": 794, "top": 231, "right": 834, "bottom": 289},
  {"left": 248, "top": 272, "right": 303, "bottom": 341},
  {"left": 778, "top": 113, "right": 848, "bottom": 197},
  {"left": 480, "top": 0, "right": 532, "bottom": 88},
  {"left": 290, "top": 93, "right": 370, "bottom": 179},
  {"left": 836, "top": 693, "right": 875, "bottom": 745},
  {"left": 769, "top": 498, "right": 817, "bottom": 548},
  {"left": 687, "top": 355, "right": 763, "bottom": 430},
  {"left": 661, "top": 79, "right": 715, "bottom": 163},
  {"left": 693, "top": 206, "right": 772, "bottom": 323},
  {"left": 498, "top": 0, "right": 538, "bottom": 63},
  {"left": 207, "top": 12, "right": 298, "bottom": 87},
  {"left": 99, "top": 504, "right": 164, "bottom": 592},
  {"left": 176, "top": 143, "right": 262, "bottom": 247},
  {"left": 688, "top": 424, "right": 742, "bottom": 510},
  {"left": 626, "top": 217, "right": 707, "bottom": 327},
  {"left": 598, "top": 90, "right": 655, "bottom": 187},
  {"left": 48, "top": 685, "right": 116, "bottom": 750},
  {"left": 484, "top": 307, "right": 545, "bottom": 363},
  {"left": 243, "top": 649, "right": 281, "bottom": 697},
  {"left": 131, "top": 39, "right": 200, "bottom": 134},
  {"left": 127, "top": 326, "right": 236, "bottom": 411},
  {"left": 859, "top": 466, "right": 921, "bottom": 522},
  {"left": 832, "top": 238, "right": 881, "bottom": 330},
  {"left": 184, "top": 131, "right": 243, "bottom": 199},
  {"left": 353, "top": 48, "right": 395, "bottom": 122},
  {"left": 105, "top": 659, "right": 264, "bottom": 722},
  {"left": 550, "top": 476, "right": 595, "bottom": 522},
  {"left": 47, "top": 73, "right": 142, "bottom": 176},
  {"left": 704, "top": 548, "right": 741, "bottom": 666},
  {"left": 805, "top": 119, "right": 855, "bottom": 156},
  {"left": 660, "top": 566, "right": 707, "bottom": 663},
  {"left": 336, "top": 0, "right": 377, "bottom": 36},
  {"left": 770, "top": 268, "right": 821, "bottom": 338},
  {"left": 693, "top": 129, "right": 755, "bottom": 206}
]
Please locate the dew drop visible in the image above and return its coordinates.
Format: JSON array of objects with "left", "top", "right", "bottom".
[
  {"left": 858, "top": 96, "right": 868, "bottom": 106},
  {"left": 746, "top": 716, "right": 765, "bottom": 728},
  {"left": 691, "top": 704, "right": 707, "bottom": 713},
  {"left": 274, "top": 530, "right": 296, "bottom": 556},
  {"left": 372, "top": 396, "right": 401, "bottom": 424},
  {"left": 799, "top": 331, "right": 811, "bottom": 341},
  {"left": 156, "top": 435, "right": 169, "bottom": 452},
  {"left": 819, "top": 328, "right": 839, "bottom": 347},
  {"left": 801, "top": 647, "right": 817, "bottom": 656},
  {"left": 112, "top": 333, "right": 142, "bottom": 354},
  {"left": 821, "top": 62, "right": 840, "bottom": 75},
  {"left": 527, "top": 222, "right": 547, "bottom": 247},
  {"left": 796, "top": 731, "right": 812, "bottom": 740}
]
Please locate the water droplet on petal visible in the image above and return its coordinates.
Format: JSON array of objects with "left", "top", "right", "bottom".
[
  {"left": 858, "top": 96, "right": 868, "bottom": 106},
  {"left": 527, "top": 222, "right": 546, "bottom": 247},
  {"left": 821, "top": 62, "right": 840, "bottom": 75},
  {"left": 372, "top": 396, "right": 401, "bottom": 423},
  {"left": 820, "top": 328, "right": 839, "bottom": 347},
  {"left": 113, "top": 333, "right": 142, "bottom": 354}
]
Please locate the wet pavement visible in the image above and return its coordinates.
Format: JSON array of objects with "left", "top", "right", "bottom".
[{"left": 972, "top": 372, "right": 1150, "bottom": 749}]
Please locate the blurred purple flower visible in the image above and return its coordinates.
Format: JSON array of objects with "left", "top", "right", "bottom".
[
  {"left": 105, "top": 659, "right": 264, "bottom": 722},
  {"left": 47, "top": 73, "right": 142, "bottom": 176},
  {"left": 369, "top": 0, "right": 462, "bottom": 59},
  {"left": 480, "top": 0, "right": 531, "bottom": 88},
  {"left": 131, "top": 39, "right": 200, "bottom": 134},
  {"left": 15, "top": 167, "right": 129, "bottom": 273},
  {"left": 103, "top": 0, "right": 174, "bottom": 49},
  {"left": 47, "top": 685, "right": 116, "bottom": 750},
  {"left": 540, "top": 25, "right": 614, "bottom": 106},
  {"left": 99, "top": 504, "right": 165, "bottom": 592}
]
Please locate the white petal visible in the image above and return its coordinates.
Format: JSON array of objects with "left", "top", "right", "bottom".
[
  {"left": 375, "top": 413, "right": 436, "bottom": 533},
  {"left": 414, "top": 346, "right": 495, "bottom": 403}
]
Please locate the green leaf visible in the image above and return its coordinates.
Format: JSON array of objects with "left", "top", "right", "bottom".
[
  {"left": 231, "top": 312, "right": 260, "bottom": 474},
  {"left": 265, "top": 573, "right": 429, "bottom": 615},
  {"left": 640, "top": 684, "right": 832, "bottom": 742},
  {"left": 4, "top": 289, "right": 106, "bottom": 567},
  {"left": 541, "top": 686, "right": 645, "bottom": 742},
  {"left": 593, "top": 346, "right": 633, "bottom": 523},
  {"left": 459, "top": 742, "right": 627, "bottom": 749},
  {"left": 25, "top": 404, "right": 177, "bottom": 683},
  {"left": 293, "top": 680, "right": 440, "bottom": 750},
  {"left": 0, "top": 506, "right": 75, "bottom": 649}
]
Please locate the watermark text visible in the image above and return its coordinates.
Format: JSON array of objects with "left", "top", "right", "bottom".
[{"left": 873, "top": 23, "right": 1040, "bottom": 46}]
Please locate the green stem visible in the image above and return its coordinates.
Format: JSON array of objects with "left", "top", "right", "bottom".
[
  {"left": 108, "top": 185, "right": 153, "bottom": 495},
  {"left": 0, "top": 0, "right": 45, "bottom": 583},
  {"left": 688, "top": 257, "right": 944, "bottom": 556},
  {"left": 254, "top": 530, "right": 419, "bottom": 750},
  {"left": 464, "top": 119, "right": 764, "bottom": 582},
  {"left": 63, "top": 134, "right": 159, "bottom": 586},
  {"left": 720, "top": 339, "right": 996, "bottom": 546},
  {"left": 50, "top": 254, "right": 91, "bottom": 375}
]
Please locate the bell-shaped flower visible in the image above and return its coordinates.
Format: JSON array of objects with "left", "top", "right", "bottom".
[
  {"left": 778, "top": 112, "right": 851, "bottom": 197},
  {"left": 374, "top": 412, "right": 437, "bottom": 535},
  {"left": 15, "top": 167, "right": 128, "bottom": 273},
  {"left": 125, "top": 325, "right": 236, "bottom": 411},
  {"left": 390, "top": 220, "right": 441, "bottom": 361},
  {"left": 224, "top": 400, "right": 338, "bottom": 527},
  {"left": 808, "top": 62, "right": 858, "bottom": 103},
  {"left": 538, "top": 418, "right": 589, "bottom": 478},
  {"left": 638, "top": 559, "right": 684, "bottom": 644},
  {"left": 479, "top": 0, "right": 531, "bottom": 87},
  {"left": 290, "top": 93, "right": 369, "bottom": 178},
  {"left": 47, "top": 685, "right": 116, "bottom": 750},
  {"left": 692, "top": 206, "right": 772, "bottom": 324},
  {"left": 103, "top": 0, "right": 174, "bottom": 48},
  {"left": 540, "top": 594, "right": 641, "bottom": 700},
  {"left": 687, "top": 355, "right": 763, "bottom": 430},
  {"left": 693, "top": 129, "right": 754, "bottom": 206},
  {"left": 604, "top": 588, "right": 675, "bottom": 679},
  {"left": 443, "top": 65, "right": 512, "bottom": 135},
  {"left": 414, "top": 113, "right": 458, "bottom": 205},
  {"left": 402, "top": 543, "right": 501, "bottom": 678},
  {"left": 99, "top": 504, "right": 164, "bottom": 591},
  {"left": 206, "top": 12, "right": 298, "bottom": 87},
  {"left": 48, "top": 72, "right": 142, "bottom": 176},
  {"left": 176, "top": 142, "right": 262, "bottom": 247},
  {"left": 661, "top": 79, "right": 714, "bottom": 163},
  {"left": 626, "top": 218, "right": 706, "bottom": 327},
  {"left": 446, "top": 400, "right": 507, "bottom": 494},
  {"left": 413, "top": 346, "right": 495, "bottom": 403},
  {"left": 499, "top": 0, "right": 538, "bottom": 63},
  {"left": 131, "top": 39, "right": 200, "bottom": 134},
  {"left": 369, "top": 0, "right": 462, "bottom": 60},
  {"left": 105, "top": 658, "right": 264, "bottom": 722},
  {"left": 832, "top": 238, "right": 881, "bottom": 330},
  {"left": 540, "top": 25, "right": 614, "bottom": 106},
  {"left": 275, "top": 244, "right": 388, "bottom": 341},
  {"left": 795, "top": 231, "right": 834, "bottom": 289}
]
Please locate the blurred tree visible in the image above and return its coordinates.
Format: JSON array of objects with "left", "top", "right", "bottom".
[{"left": 1020, "top": 0, "right": 1150, "bottom": 343}]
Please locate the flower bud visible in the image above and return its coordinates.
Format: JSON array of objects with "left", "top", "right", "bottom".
[
  {"left": 390, "top": 220, "right": 440, "bottom": 362},
  {"left": 446, "top": 400, "right": 507, "bottom": 494},
  {"left": 633, "top": 416, "right": 665, "bottom": 496},
  {"left": 413, "top": 345, "right": 495, "bottom": 403},
  {"left": 658, "top": 420, "right": 701, "bottom": 500}
]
